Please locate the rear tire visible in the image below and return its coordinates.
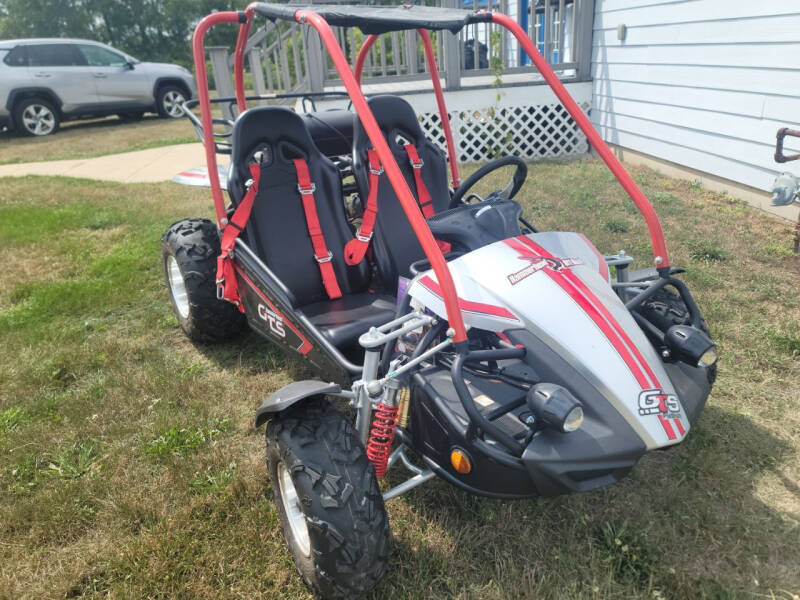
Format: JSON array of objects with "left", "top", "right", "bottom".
[
  {"left": 14, "top": 97, "right": 60, "bottom": 136},
  {"left": 161, "top": 218, "right": 246, "bottom": 343},
  {"left": 266, "top": 398, "right": 389, "bottom": 599}
]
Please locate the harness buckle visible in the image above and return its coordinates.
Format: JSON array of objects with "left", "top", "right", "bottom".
[
  {"left": 410, "top": 158, "right": 424, "bottom": 169},
  {"left": 369, "top": 165, "right": 384, "bottom": 176},
  {"left": 297, "top": 182, "right": 316, "bottom": 195},
  {"left": 216, "top": 279, "right": 225, "bottom": 300},
  {"left": 355, "top": 228, "right": 373, "bottom": 243},
  {"left": 315, "top": 250, "right": 333, "bottom": 264}
]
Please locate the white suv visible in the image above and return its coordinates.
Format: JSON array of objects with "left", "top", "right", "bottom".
[{"left": 0, "top": 38, "right": 197, "bottom": 136}]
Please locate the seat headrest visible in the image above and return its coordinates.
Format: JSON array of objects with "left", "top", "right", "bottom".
[
  {"left": 354, "top": 95, "right": 426, "bottom": 149},
  {"left": 230, "top": 107, "right": 320, "bottom": 174}
]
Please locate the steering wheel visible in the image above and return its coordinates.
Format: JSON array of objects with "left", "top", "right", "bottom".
[{"left": 451, "top": 156, "right": 528, "bottom": 207}]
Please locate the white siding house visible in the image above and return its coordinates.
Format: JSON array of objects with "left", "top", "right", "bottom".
[{"left": 591, "top": 0, "right": 800, "bottom": 218}]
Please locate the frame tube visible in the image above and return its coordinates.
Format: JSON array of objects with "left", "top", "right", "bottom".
[
  {"left": 296, "top": 9, "right": 468, "bottom": 343},
  {"left": 418, "top": 29, "right": 461, "bottom": 187},
  {"left": 490, "top": 12, "right": 670, "bottom": 269},
  {"left": 192, "top": 10, "right": 245, "bottom": 225},
  {"left": 354, "top": 31, "right": 461, "bottom": 187},
  {"left": 233, "top": 14, "right": 253, "bottom": 114},
  {"left": 354, "top": 34, "right": 377, "bottom": 86}
]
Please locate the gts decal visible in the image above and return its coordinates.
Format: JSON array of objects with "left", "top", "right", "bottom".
[
  {"left": 258, "top": 303, "right": 285, "bottom": 338},
  {"left": 638, "top": 389, "right": 680, "bottom": 418}
]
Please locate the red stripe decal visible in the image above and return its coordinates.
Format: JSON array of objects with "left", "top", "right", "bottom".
[
  {"left": 235, "top": 267, "right": 313, "bottom": 355},
  {"left": 176, "top": 171, "right": 208, "bottom": 178},
  {"left": 506, "top": 236, "right": 685, "bottom": 440},
  {"left": 559, "top": 260, "right": 661, "bottom": 388},
  {"left": 517, "top": 236, "right": 662, "bottom": 389},
  {"left": 505, "top": 237, "right": 651, "bottom": 389},
  {"left": 419, "top": 276, "right": 518, "bottom": 321},
  {"left": 658, "top": 414, "right": 677, "bottom": 440},
  {"left": 578, "top": 232, "right": 610, "bottom": 282}
]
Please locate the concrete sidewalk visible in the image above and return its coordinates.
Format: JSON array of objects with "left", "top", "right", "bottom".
[{"left": 0, "top": 143, "right": 225, "bottom": 183}]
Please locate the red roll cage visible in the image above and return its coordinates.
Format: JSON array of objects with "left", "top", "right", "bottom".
[{"left": 191, "top": 3, "right": 671, "bottom": 346}]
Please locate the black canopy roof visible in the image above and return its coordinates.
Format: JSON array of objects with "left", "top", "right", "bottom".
[{"left": 251, "top": 3, "right": 493, "bottom": 35}]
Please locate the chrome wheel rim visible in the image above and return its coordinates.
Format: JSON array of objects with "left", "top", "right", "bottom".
[
  {"left": 22, "top": 104, "right": 55, "bottom": 135},
  {"left": 163, "top": 91, "right": 185, "bottom": 117},
  {"left": 278, "top": 462, "right": 311, "bottom": 557},
  {"left": 166, "top": 256, "right": 190, "bottom": 318}
]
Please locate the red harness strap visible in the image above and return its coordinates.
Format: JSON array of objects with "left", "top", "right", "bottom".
[
  {"left": 216, "top": 163, "right": 261, "bottom": 312},
  {"left": 344, "top": 149, "right": 382, "bottom": 266},
  {"left": 292, "top": 158, "right": 343, "bottom": 300},
  {"left": 403, "top": 143, "right": 451, "bottom": 254},
  {"left": 403, "top": 143, "right": 435, "bottom": 218}
]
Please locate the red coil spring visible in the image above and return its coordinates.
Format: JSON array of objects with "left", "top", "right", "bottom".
[{"left": 366, "top": 403, "right": 399, "bottom": 478}]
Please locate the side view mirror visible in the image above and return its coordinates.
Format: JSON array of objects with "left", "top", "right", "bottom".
[{"left": 125, "top": 61, "right": 135, "bottom": 70}]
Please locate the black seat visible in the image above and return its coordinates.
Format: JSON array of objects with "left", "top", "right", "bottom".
[
  {"left": 352, "top": 95, "right": 452, "bottom": 292},
  {"left": 228, "top": 106, "right": 395, "bottom": 348}
]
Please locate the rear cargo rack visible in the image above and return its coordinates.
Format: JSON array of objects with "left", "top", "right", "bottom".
[{"left": 180, "top": 91, "right": 350, "bottom": 154}]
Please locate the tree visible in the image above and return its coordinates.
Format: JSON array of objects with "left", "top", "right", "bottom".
[{"left": 0, "top": 0, "right": 241, "bottom": 67}]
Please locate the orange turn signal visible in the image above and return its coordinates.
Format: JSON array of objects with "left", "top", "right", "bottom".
[{"left": 450, "top": 448, "right": 472, "bottom": 474}]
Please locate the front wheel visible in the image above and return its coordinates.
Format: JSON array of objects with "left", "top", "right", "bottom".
[
  {"left": 160, "top": 218, "right": 247, "bottom": 342},
  {"left": 266, "top": 398, "right": 389, "bottom": 599},
  {"left": 156, "top": 85, "right": 187, "bottom": 119}
]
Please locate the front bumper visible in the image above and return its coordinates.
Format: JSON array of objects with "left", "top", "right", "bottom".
[
  {"left": 520, "top": 362, "right": 711, "bottom": 496},
  {"left": 409, "top": 339, "right": 713, "bottom": 498},
  {"left": 0, "top": 114, "right": 10, "bottom": 131}
]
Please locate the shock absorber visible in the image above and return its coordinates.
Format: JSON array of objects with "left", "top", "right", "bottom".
[
  {"left": 366, "top": 403, "right": 398, "bottom": 478},
  {"left": 366, "top": 379, "right": 400, "bottom": 478}
]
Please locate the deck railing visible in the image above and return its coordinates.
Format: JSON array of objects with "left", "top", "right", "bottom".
[{"left": 207, "top": 0, "right": 593, "bottom": 109}]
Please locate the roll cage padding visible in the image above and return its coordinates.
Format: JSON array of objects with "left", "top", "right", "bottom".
[
  {"left": 352, "top": 95, "right": 451, "bottom": 291},
  {"left": 228, "top": 106, "right": 370, "bottom": 306}
]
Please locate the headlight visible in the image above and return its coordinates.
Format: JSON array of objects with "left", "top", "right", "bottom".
[
  {"left": 562, "top": 405, "right": 584, "bottom": 432},
  {"left": 698, "top": 346, "right": 718, "bottom": 368},
  {"left": 665, "top": 324, "right": 717, "bottom": 369},
  {"left": 527, "top": 383, "right": 584, "bottom": 433}
]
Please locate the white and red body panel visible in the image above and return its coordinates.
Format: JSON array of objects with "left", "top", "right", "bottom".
[{"left": 409, "top": 232, "right": 688, "bottom": 450}]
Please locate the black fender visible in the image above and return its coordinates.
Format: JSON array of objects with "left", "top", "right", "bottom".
[
  {"left": 254, "top": 380, "right": 341, "bottom": 427},
  {"left": 6, "top": 87, "right": 63, "bottom": 112}
]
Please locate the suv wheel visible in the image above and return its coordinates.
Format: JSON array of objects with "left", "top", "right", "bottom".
[
  {"left": 14, "top": 98, "right": 60, "bottom": 136},
  {"left": 156, "top": 85, "right": 187, "bottom": 119}
]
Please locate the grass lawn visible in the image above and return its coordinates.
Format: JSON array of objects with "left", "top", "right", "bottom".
[
  {"left": 0, "top": 115, "right": 196, "bottom": 165},
  {"left": 1, "top": 161, "right": 799, "bottom": 599}
]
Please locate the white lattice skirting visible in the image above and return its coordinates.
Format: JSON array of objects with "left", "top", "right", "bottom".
[
  {"left": 315, "top": 81, "right": 592, "bottom": 164},
  {"left": 418, "top": 101, "right": 590, "bottom": 163}
]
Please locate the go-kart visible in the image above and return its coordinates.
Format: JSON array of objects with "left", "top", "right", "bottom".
[{"left": 161, "top": 4, "right": 718, "bottom": 598}]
